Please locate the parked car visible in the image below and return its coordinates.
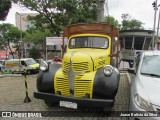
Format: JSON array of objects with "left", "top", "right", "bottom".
[
  {"left": 52, "top": 56, "right": 62, "bottom": 62},
  {"left": 0, "top": 63, "right": 3, "bottom": 71},
  {"left": 0, "top": 60, "right": 5, "bottom": 65},
  {"left": 128, "top": 51, "right": 160, "bottom": 120},
  {"left": 5, "top": 58, "right": 39, "bottom": 74}
]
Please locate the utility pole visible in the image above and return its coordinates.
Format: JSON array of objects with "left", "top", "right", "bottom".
[
  {"left": 152, "top": 0, "right": 158, "bottom": 50},
  {"left": 97, "top": 0, "right": 105, "bottom": 22},
  {"left": 16, "top": 12, "right": 24, "bottom": 58},
  {"left": 157, "top": 4, "right": 160, "bottom": 40}
]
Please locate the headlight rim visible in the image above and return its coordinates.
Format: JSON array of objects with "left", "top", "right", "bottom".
[
  {"left": 103, "top": 65, "right": 113, "bottom": 76},
  {"left": 40, "top": 60, "right": 48, "bottom": 71}
]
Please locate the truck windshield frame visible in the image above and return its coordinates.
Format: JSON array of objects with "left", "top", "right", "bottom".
[{"left": 68, "top": 36, "right": 109, "bottom": 49}]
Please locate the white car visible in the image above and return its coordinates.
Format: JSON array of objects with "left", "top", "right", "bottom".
[{"left": 128, "top": 51, "right": 160, "bottom": 120}]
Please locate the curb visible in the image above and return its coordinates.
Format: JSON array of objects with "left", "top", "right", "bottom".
[
  {"left": 0, "top": 74, "right": 22, "bottom": 78},
  {"left": 120, "top": 72, "right": 131, "bottom": 85}
]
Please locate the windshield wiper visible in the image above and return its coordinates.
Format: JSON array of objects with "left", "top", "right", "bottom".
[{"left": 141, "top": 72, "right": 160, "bottom": 77}]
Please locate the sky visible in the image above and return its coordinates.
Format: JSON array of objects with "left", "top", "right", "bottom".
[
  {"left": 0, "top": 1, "right": 158, "bottom": 30},
  {"left": 108, "top": 0, "right": 156, "bottom": 30}
]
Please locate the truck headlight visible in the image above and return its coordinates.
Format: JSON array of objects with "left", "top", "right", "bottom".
[
  {"left": 40, "top": 60, "right": 48, "bottom": 71},
  {"left": 103, "top": 65, "right": 113, "bottom": 76},
  {"left": 134, "top": 94, "right": 153, "bottom": 111}
]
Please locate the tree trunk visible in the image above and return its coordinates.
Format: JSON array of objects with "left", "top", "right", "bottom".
[{"left": 7, "top": 38, "right": 14, "bottom": 59}]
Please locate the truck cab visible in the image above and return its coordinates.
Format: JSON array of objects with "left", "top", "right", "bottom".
[{"left": 34, "top": 23, "right": 120, "bottom": 111}]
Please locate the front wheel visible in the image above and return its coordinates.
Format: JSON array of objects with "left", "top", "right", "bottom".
[{"left": 44, "top": 100, "right": 58, "bottom": 107}]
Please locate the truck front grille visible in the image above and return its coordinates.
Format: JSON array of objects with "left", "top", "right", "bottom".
[
  {"left": 55, "top": 73, "right": 93, "bottom": 98},
  {"left": 63, "top": 62, "right": 70, "bottom": 71},
  {"left": 74, "top": 74, "right": 92, "bottom": 98},
  {"left": 63, "top": 61, "right": 90, "bottom": 72},
  {"left": 54, "top": 73, "right": 70, "bottom": 96},
  {"left": 72, "top": 62, "right": 89, "bottom": 72}
]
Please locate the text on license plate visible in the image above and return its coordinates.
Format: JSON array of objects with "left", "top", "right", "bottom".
[{"left": 59, "top": 101, "right": 77, "bottom": 109}]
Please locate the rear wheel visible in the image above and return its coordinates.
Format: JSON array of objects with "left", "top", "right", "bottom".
[{"left": 44, "top": 100, "right": 58, "bottom": 107}]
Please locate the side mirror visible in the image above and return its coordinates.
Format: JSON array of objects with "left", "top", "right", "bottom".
[{"left": 128, "top": 68, "right": 135, "bottom": 74}]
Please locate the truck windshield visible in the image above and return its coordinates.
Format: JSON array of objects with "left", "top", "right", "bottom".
[
  {"left": 69, "top": 36, "right": 109, "bottom": 49},
  {"left": 25, "top": 59, "right": 37, "bottom": 65}
]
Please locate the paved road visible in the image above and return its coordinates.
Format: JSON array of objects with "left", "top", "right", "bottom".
[{"left": 0, "top": 73, "right": 129, "bottom": 120}]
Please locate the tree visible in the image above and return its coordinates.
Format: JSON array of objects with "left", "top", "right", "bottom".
[
  {"left": 28, "top": 46, "right": 41, "bottom": 59},
  {"left": 121, "top": 13, "right": 144, "bottom": 30},
  {"left": 11, "top": 0, "right": 97, "bottom": 36},
  {"left": 104, "top": 16, "right": 121, "bottom": 29},
  {"left": 0, "top": 0, "right": 12, "bottom": 21},
  {"left": 0, "top": 23, "right": 23, "bottom": 58},
  {"left": 24, "top": 28, "right": 53, "bottom": 57}
]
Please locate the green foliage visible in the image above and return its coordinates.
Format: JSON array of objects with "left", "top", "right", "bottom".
[
  {"left": 121, "top": 13, "right": 144, "bottom": 30},
  {"left": 28, "top": 46, "right": 41, "bottom": 59},
  {"left": 0, "top": 23, "right": 24, "bottom": 59},
  {"left": 24, "top": 28, "right": 52, "bottom": 57},
  {"left": 0, "top": 0, "right": 11, "bottom": 20},
  {"left": 11, "top": 0, "right": 97, "bottom": 36},
  {"left": 104, "top": 16, "right": 121, "bottom": 29},
  {"left": 0, "top": 23, "right": 23, "bottom": 44},
  {"left": 24, "top": 29, "right": 52, "bottom": 44}
]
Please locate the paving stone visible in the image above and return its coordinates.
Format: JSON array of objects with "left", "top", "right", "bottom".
[{"left": 0, "top": 73, "right": 129, "bottom": 119}]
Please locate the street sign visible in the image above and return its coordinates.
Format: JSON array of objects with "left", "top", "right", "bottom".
[{"left": 46, "top": 37, "right": 68, "bottom": 45}]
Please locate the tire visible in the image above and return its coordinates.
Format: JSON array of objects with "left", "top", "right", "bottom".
[{"left": 44, "top": 100, "right": 58, "bottom": 107}]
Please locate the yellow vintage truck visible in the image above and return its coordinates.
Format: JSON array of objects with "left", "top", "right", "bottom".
[{"left": 34, "top": 23, "right": 120, "bottom": 111}]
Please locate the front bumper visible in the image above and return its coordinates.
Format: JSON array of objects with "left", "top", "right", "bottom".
[{"left": 34, "top": 92, "right": 114, "bottom": 108}]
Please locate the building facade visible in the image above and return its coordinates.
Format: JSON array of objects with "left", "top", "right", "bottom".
[{"left": 15, "top": 12, "right": 39, "bottom": 31}]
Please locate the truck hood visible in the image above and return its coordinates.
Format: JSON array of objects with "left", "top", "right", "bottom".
[
  {"left": 66, "top": 49, "right": 110, "bottom": 60},
  {"left": 63, "top": 50, "right": 111, "bottom": 70}
]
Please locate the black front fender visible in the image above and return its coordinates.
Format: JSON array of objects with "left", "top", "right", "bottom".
[
  {"left": 93, "top": 67, "right": 120, "bottom": 99},
  {"left": 37, "top": 63, "right": 61, "bottom": 93}
]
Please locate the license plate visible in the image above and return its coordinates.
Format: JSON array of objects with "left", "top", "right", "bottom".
[{"left": 59, "top": 101, "right": 77, "bottom": 109}]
